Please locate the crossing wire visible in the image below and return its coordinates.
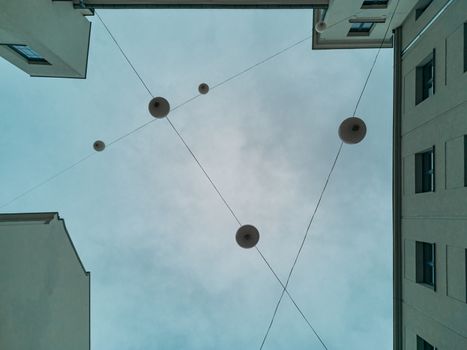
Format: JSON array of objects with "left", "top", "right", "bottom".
[
  {"left": 0, "top": 8, "right": 378, "bottom": 349},
  {"left": 258, "top": 1, "right": 403, "bottom": 349},
  {"left": 0, "top": 10, "right": 362, "bottom": 210},
  {"left": 95, "top": 8, "right": 327, "bottom": 340}
]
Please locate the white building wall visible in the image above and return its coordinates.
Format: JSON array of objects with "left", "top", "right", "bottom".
[
  {"left": 0, "top": 0, "right": 91, "bottom": 78},
  {"left": 0, "top": 213, "right": 90, "bottom": 350},
  {"left": 400, "top": 0, "right": 467, "bottom": 348}
]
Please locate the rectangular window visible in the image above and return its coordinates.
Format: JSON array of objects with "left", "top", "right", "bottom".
[
  {"left": 416, "top": 242, "right": 436, "bottom": 289},
  {"left": 361, "top": 0, "right": 388, "bottom": 9},
  {"left": 4, "top": 44, "right": 49, "bottom": 65},
  {"left": 415, "top": 0, "right": 433, "bottom": 20},
  {"left": 416, "top": 51, "right": 435, "bottom": 104},
  {"left": 417, "top": 335, "right": 435, "bottom": 350},
  {"left": 348, "top": 22, "right": 375, "bottom": 36},
  {"left": 464, "top": 136, "right": 467, "bottom": 187},
  {"left": 415, "top": 147, "right": 435, "bottom": 193},
  {"left": 464, "top": 23, "right": 467, "bottom": 72}
]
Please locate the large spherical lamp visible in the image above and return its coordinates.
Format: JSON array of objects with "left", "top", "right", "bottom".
[
  {"left": 148, "top": 97, "right": 170, "bottom": 119},
  {"left": 338, "top": 117, "right": 367, "bottom": 144},
  {"left": 236, "top": 224, "right": 260, "bottom": 249}
]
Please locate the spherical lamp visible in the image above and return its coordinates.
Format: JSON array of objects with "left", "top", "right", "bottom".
[
  {"left": 148, "top": 97, "right": 170, "bottom": 119},
  {"left": 93, "top": 140, "right": 105, "bottom": 152},
  {"left": 236, "top": 224, "right": 260, "bottom": 249},
  {"left": 338, "top": 117, "right": 367, "bottom": 144},
  {"left": 198, "top": 83, "right": 209, "bottom": 95},
  {"left": 315, "top": 21, "right": 327, "bottom": 33}
]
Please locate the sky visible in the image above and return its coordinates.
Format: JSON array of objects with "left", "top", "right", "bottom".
[{"left": 0, "top": 8, "right": 394, "bottom": 350}]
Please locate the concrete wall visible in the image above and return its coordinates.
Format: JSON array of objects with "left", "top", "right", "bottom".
[
  {"left": 0, "top": 0, "right": 91, "bottom": 78},
  {"left": 399, "top": 0, "right": 467, "bottom": 348},
  {"left": 312, "top": 0, "right": 418, "bottom": 50},
  {"left": 0, "top": 213, "right": 90, "bottom": 350}
]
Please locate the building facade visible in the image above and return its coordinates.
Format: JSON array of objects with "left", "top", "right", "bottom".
[
  {"left": 0, "top": 213, "right": 90, "bottom": 350},
  {"left": 0, "top": 0, "right": 465, "bottom": 349},
  {"left": 0, "top": 0, "right": 92, "bottom": 78},
  {"left": 394, "top": 1, "right": 467, "bottom": 349},
  {"left": 313, "top": 1, "right": 467, "bottom": 349}
]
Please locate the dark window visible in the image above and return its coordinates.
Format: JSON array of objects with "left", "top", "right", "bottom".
[
  {"left": 417, "top": 335, "right": 435, "bottom": 350},
  {"left": 464, "top": 23, "right": 467, "bottom": 72},
  {"left": 416, "top": 51, "right": 435, "bottom": 104},
  {"left": 415, "top": 147, "right": 435, "bottom": 193},
  {"left": 415, "top": 0, "right": 433, "bottom": 20},
  {"left": 5, "top": 44, "right": 49, "bottom": 65},
  {"left": 348, "top": 22, "right": 375, "bottom": 36},
  {"left": 416, "top": 242, "right": 436, "bottom": 289},
  {"left": 361, "top": 0, "right": 388, "bottom": 9},
  {"left": 464, "top": 136, "right": 467, "bottom": 187}
]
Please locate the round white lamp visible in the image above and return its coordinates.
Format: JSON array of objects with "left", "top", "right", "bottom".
[
  {"left": 338, "top": 117, "right": 367, "bottom": 144},
  {"left": 315, "top": 21, "right": 327, "bottom": 33}
]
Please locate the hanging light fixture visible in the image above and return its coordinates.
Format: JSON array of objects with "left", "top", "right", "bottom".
[
  {"left": 148, "top": 97, "right": 170, "bottom": 119},
  {"left": 315, "top": 21, "right": 327, "bottom": 33},
  {"left": 236, "top": 224, "right": 260, "bottom": 249},
  {"left": 198, "top": 83, "right": 209, "bottom": 95},
  {"left": 93, "top": 140, "right": 105, "bottom": 152},
  {"left": 338, "top": 117, "right": 367, "bottom": 144}
]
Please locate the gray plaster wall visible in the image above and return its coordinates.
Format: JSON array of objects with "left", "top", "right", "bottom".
[
  {"left": 399, "top": 0, "right": 467, "bottom": 348},
  {"left": 0, "top": 214, "right": 90, "bottom": 350}
]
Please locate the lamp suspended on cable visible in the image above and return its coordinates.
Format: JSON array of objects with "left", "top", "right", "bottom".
[
  {"left": 148, "top": 97, "right": 170, "bottom": 119},
  {"left": 93, "top": 140, "right": 105, "bottom": 152},
  {"left": 236, "top": 224, "right": 260, "bottom": 249},
  {"left": 338, "top": 117, "right": 367, "bottom": 144},
  {"left": 315, "top": 21, "right": 327, "bottom": 33},
  {"left": 198, "top": 83, "right": 209, "bottom": 95}
]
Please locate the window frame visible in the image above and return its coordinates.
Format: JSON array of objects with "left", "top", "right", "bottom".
[
  {"left": 415, "top": 146, "right": 435, "bottom": 193},
  {"left": 415, "top": 0, "right": 434, "bottom": 21},
  {"left": 464, "top": 23, "right": 467, "bottom": 73},
  {"left": 464, "top": 136, "right": 467, "bottom": 187},
  {"left": 416, "top": 242, "right": 436, "bottom": 290},
  {"left": 3, "top": 44, "right": 50, "bottom": 65},
  {"left": 361, "top": 0, "right": 389, "bottom": 9},
  {"left": 416, "top": 50, "right": 436, "bottom": 105},
  {"left": 347, "top": 22, "right": 375, "bottom": 37},
  {"left": 417, "top": 335, "right": 436, "bottom": 350}
]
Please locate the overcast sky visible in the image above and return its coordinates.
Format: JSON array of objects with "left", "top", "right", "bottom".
[{"left": 0, "top": 8, "right": 393, "bottom": 350}]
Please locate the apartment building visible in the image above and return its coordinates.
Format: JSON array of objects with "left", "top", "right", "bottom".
[
  {"left": 0, "top": 213, "right": 90, "bottom": 350},
  {"left": 0, "top": 1, "right": 465, "bottom": 349},
  {"left": 394, "top": 1, "right": 467, "bottom": 349}
]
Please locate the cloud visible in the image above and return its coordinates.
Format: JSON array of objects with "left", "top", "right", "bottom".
[{"left": 0, "top": 9, "right": 394, "bottom": 350}]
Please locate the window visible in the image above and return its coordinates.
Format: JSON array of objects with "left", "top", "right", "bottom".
[
  {"left": 415, "top": 0, "right": 433, "bottom": 20},
  {"left": 417, "top": 335, "right": 435, "bottom": 350},
  {"left": 464, "top": 23, "right": 467, "bottom": 72},
  {"left": 4, "top": 44, "right": 49, "bottom": 65},
  {"left": 415, "top": 147, "right": 435, "bottom": 193},
  {"left": 416, "top": 51, "right": 435, "bottom": 104},
  {"left": 465, "top": 136, "right": 467, "bottom": 187},
  {"left": 348, "top": 22, "right": 375, "bottom": 36},
  {"left": 416, "top": 242, "right": 436, "bottom": 289},
  {"left": 361, "top": 0, "right": 388, "bottom": 9}
]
